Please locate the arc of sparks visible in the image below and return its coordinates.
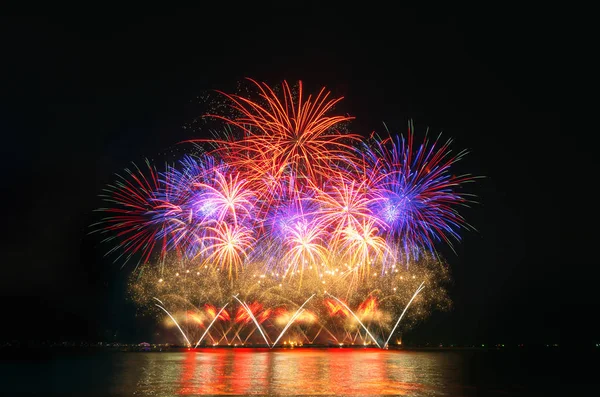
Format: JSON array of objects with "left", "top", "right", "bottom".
[
  {"left": 325, "top": 293, "right": 381, "bottom": 348},
  {"left": 232, "top": 295, "right": 270, "bottom": 347},
  {"left": 154, "top": 303, "right": 192, "bottom": 347},
  {"left": 384, "top": 281, "right": 425, "bottom": 349},
  {"left": 194, "top": 302, "right": 230, "bottom": 348},
  {"left": 271, "top": 294, "right": 315, "bottom": 348}
]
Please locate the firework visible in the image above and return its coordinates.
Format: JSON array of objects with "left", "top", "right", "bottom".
[
  {"left": 360, "top": 123, "right": 475, "bottom": 259},
  {"left": 96, "top": 79, "right": 475, "bottom": 346},
  {"left": 197, "top": 79, "right": 360, "bottom": 189},
  {"left": 129, "top": 252, "right": 451, "bottom": 346},
  {"left": 196, "top": 221, "right": 255, "bottom": 278},
  {"left": 92, "top": 160, "right": 174, "bottom": 266}
]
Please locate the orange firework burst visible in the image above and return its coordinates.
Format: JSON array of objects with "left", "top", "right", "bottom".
[
  {"left": 338, "top": 220, "right": 390, "bottom": 267},
  {"left": 280, "top": 219, "right": 329, "bottom": 280},
  {"left": 310, "top": 173, "right": 385, "bottom": 236},
  {"left": 357, "top": 296, "right": 378, "bottom": 317},
  {"left": 205, "top": 304, "right": 231, "bottom": 321},
  {"left": 235, "top": 301, "right": 265, "bottom": 324},
  {"left": 324, "top": 298, "right": 350, "bottom": 317},
  {"left": 203, "top": 79, "right": 360, "bottom": 187},
  {"left": 196, "top": 221, "right": 255, "bottom": 278}
]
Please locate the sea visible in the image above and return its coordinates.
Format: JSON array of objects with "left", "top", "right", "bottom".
[{"left": 0, "top": 347, "right": 586, "bottom": 396}]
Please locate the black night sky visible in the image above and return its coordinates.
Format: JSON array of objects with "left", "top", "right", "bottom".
[{"left": 1, "top": 6, "right": 577, "bottom": 348}]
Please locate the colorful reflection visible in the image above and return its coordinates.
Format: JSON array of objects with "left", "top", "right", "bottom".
[{"left": 132, "top": 348, "right": 432, "bottom": 395}]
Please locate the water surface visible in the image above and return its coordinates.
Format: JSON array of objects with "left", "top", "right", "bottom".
[{"left": 3, "top": 348, "right": 565, "bottom": 396}]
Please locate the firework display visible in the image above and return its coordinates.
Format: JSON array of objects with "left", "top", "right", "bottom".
[{"left": 96, "top": 79, "right": 474, "bottom": 347}]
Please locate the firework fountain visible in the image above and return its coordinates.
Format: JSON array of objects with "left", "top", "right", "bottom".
[{"left": 95, "top": 79, "right": 475, "bottom": 348}]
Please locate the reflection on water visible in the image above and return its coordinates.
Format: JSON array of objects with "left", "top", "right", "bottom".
[
  {"left": 2, "top": 347, "right": 565, "bottom": 396},
  {"left": 129, "top": 348, "right": 465, "bottom": 395},
  {"left": 133, "top": 349, "right": 446, "bottom": 395}
]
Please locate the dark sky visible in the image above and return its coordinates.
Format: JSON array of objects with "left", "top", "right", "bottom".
[{"left": 1, "top": 6, "right": 575, "bottom": 346}]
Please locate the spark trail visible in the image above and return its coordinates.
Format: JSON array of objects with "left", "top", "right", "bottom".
[
  {"left": 232, "top": 295, "right": 270, "bottom": 347},
  {"left": 194, "top": 302, "right": 230, "bottom": 348},
  {"left": 326, "top": 293, "right": 381, "bottom": 348},
  {"left": 271, "top": 294, "right": 316, "bottom": 348},
  {"left": 154, "top": 303, "right": 192, "bottom": 347},
  {"left": 384, "top": 281, "right": 425, "bottom": 349}
]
